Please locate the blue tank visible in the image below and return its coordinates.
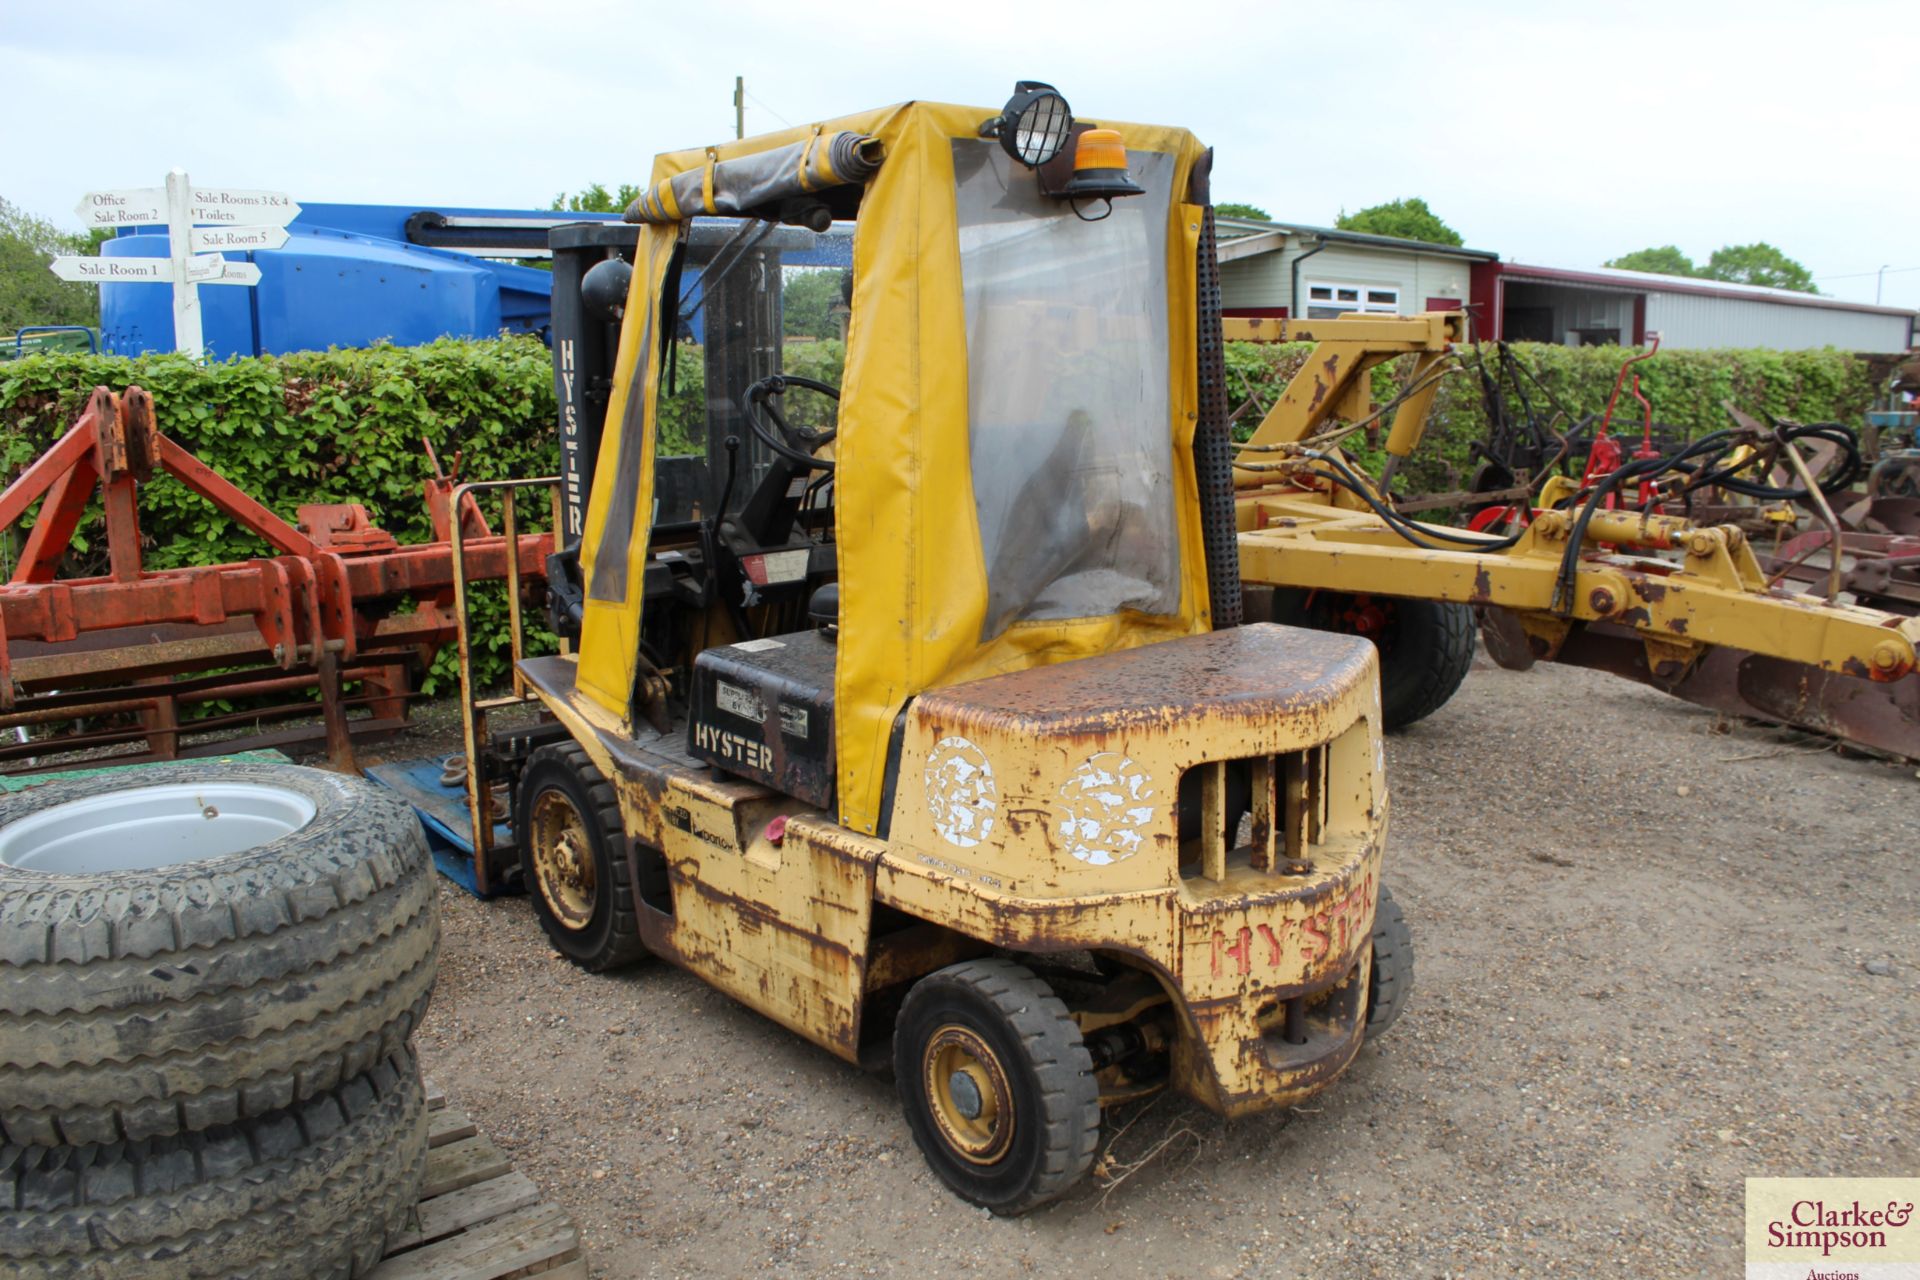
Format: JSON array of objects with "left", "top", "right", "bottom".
[{"left": 99, "top": 204, "right": 623, "bottom": 359}]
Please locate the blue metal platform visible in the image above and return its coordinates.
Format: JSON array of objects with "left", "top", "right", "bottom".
[{"left": 364, "top": 758, "right": 514, "bottom": 898}]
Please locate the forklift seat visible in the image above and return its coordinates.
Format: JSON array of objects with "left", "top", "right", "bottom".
[{"left": 808, "top": 583, "right": 839, "bottom": 633}]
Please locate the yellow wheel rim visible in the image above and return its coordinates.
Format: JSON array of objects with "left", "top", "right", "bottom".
[
  {"left": 529, "top": 788, "right": 596, "bottom": 930},
  {"left": 924, "top": 1024, "right": 1014, "bottom": 1165}
]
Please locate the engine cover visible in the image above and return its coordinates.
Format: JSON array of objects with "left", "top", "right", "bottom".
[{"left": 687, "top": 630, "right": 836, "bottom": 808}]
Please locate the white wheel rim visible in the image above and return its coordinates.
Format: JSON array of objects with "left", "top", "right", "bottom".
[{"left": 0, "top": 782, "right": 317, "bottom": 874}]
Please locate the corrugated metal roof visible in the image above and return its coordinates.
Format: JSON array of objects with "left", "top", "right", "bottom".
[
  {"left": 1500, "top": 261, "right": 1917, "bottom": 318},
  {"left": 1215, "top": 217, "right": 1498, "bottom": 262}
]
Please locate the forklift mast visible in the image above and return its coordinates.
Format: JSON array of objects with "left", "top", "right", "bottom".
[{"left": 547, "top": 220, "right": 851, "bottom": 543}]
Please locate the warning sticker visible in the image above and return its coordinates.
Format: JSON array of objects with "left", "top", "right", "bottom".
[{"left": 716, "top": 681, "right": 764, "bottom": 722}]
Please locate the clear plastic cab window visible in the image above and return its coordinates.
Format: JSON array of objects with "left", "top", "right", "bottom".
[{"left": 951, "top": 140, "right": 1180, "bottom": 641}]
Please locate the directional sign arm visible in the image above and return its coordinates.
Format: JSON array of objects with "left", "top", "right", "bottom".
[
  {"left": 49, "top": 256, "right": 171, "bottom": 283},
  {"left": 188, "top": 189, "right": 300, "bottom": 226},
  {"left": 73, "top": 188, "right": 167, "bottom": 229},
  {"left": 190, "top": 225, "right": 290, "bottom": 252},
  {"left": 201, "top": 262, "right": 262, "bottom": 286}
]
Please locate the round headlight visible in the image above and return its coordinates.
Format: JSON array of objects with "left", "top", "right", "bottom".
[{"left": 984, "top": 81, "right": 1074, "bottom": 169}]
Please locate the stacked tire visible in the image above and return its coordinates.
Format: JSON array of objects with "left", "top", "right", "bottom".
[{"left": 0, "top": 762, "right": 440, "bottom": 1280}]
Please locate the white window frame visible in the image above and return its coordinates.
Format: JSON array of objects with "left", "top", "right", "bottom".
[{"left": 1303, "top": 280, "right": 1401, "bottom": 318}]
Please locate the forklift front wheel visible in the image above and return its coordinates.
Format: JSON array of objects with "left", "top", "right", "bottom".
[
  {"left": 516, "top": 743, "right": 648, "bottom": 972},
  {"left": 893, "top": 959, "right": 1100, "bottom": 1215}
]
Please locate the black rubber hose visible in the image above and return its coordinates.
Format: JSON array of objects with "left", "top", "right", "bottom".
[{"left": 1301, "top": 453, "right": 1528, "bottom": 553}]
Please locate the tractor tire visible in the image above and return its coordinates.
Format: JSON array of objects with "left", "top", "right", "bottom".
[
  {"left": 894, "top": 958, "right": 1100, "bottom": 1216},
  {"left": 0, "top": 763, "right": 438, "bottom": 1147},
  {"left": 1365, "top": 885, "right": 1414, "bottom": 1040},
  {"left": 516, "top": 742, "right": 648, "bottom": 972},
  {"left": 0, "top": 1047, "right": 426, "bottom": 1280},
  {"left": 1267, "top": 590, "right": 1475, "bottom": 730}
]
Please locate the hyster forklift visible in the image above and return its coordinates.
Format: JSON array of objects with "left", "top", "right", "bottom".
[{"left": 466, "top": 86, "right": 1407, "bottom": 1213}]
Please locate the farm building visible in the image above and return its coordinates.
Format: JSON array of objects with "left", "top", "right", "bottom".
[
  {"left": 1467, "top": 261, "right": 1917, "bottom": 353},
  {"left": 1216, "top": 217, "right": 1918, "bottom": 353},
  {"left": 1215, "top": 217, "right": 1495, "bottom": 321}
]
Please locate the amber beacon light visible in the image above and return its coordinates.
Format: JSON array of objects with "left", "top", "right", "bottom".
[{"left": 1059, "top": 128, "right": 1145, "bottom": 202}]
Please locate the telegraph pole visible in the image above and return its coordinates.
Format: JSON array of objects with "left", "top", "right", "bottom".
[{"left": 734, "top": 76, "right": 744, "bottom": 140}]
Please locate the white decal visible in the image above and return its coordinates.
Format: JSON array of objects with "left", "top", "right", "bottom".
[
  {"left": 924, "top": 736, "right": 998, "bottom": 849},
  {"left": 731, "top": 637, "right": 786, "bottom": 652},
  {"left": 715, "top": 680, "right": 764, "bottom": 722},
  {"left": 1057, "top": 753, "right": 1157, "bottom": 867},
  {"left": 760, "top": 548, "right": 810, "bottom": 583}
]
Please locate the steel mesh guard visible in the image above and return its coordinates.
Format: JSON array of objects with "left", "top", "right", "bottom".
[{"left": 1193, "top": 202, "right": 1243, "bottom": 628}]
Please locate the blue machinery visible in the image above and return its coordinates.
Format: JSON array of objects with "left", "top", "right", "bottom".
[{"left": 99, "top": 204, "right": 624, "bottom": 359}]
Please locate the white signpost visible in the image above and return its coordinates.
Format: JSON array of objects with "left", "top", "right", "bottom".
[{"left": 53, "top": 171, "right": 297, "bottom": 357}]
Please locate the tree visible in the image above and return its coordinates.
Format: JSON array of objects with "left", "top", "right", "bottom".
[
  {"left": 0, "top": 197, "right": 98, "bottom": 332},
  {"left": 1213, "top": 202, "right": 1271, "bottom": 222},
  {"left": 1334, "top": 197, "right": 1463, "bottom": 247},
  {"left": 549, "top": 183, "right": 644, "bottom": 215},
  {"left": 782, "top": 268, "right": 843, "bottom": 339},
  {"left": 1701, "top": 242, "right": 1816, "bottom": 293},
  {"left": 1605, "top": 245, "right": 1697, "bottom": 277}
]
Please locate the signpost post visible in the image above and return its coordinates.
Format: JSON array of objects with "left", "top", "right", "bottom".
[{"left": 54, "top": 171, "right": 298, "bottom": 358}]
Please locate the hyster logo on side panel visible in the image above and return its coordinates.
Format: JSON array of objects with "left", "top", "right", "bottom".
[{"left": 692, "top": 723, "right": 772, "bottom": 773}]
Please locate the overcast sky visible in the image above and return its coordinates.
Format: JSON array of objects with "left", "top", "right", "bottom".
[{"left": 6, "top": 0, "right": 1915, "bottom": 310}]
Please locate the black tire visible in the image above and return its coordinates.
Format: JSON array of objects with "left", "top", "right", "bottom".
[
  {"left": 1365, "top": 885, "right": 1414, "bottom": 1040},
  {"left": 0, "top": 1048, "right": 426, "bottom": 1280},
  {"left": 1268, "top": 590, "right": 1474, "bottom": 730},
  {"left": 515, "top": 742, "right": 647, "bottom": 972},
  {"left": 893, "top": 959, "right": 1099, "bottom": 1215},
  {"left": 0, "top": 763, "right": 438, "bottom": 1147}
]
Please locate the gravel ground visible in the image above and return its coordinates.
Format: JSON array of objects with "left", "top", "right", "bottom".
[{"left": 389, "top": 656, "right": 1919, "bottom": 1278}]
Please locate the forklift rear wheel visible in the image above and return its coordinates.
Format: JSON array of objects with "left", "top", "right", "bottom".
[
  {"left": 1364, "top": 884, "right": 1414, "bottom": 1039},
  {"left": 893, "top": 959, "right": 1100, "bottom": 1215},
  {"left": 516, "top": 743, "right": 648, "bottom": 972},
  {"left": 1267, "top": 590, "right": 1474, "bottom": 731}
]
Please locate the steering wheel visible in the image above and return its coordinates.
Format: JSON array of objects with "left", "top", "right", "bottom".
[{"left": 745, "top": 374, "right": 839, "bottom": 471}]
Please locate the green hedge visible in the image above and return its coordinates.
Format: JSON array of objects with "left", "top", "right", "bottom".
[{"left": 0, "top": 337, "right": 1876, "bottom": 693}]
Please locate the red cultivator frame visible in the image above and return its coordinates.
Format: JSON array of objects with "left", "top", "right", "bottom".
[{"left": 0, "top": 385, "right": 552, "bottom": 773}]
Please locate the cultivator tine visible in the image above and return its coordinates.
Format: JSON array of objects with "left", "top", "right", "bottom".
[
  {"left": 1552, "top": 623, "right": 1920, "bottom": 760},
  {"left": 1683, "top": 649, "right": 1920, "bottom": 759}
]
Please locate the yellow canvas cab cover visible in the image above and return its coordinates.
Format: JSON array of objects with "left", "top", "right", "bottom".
[{"left": 575, "top": 101, "right": 1216, "bottom": 834}]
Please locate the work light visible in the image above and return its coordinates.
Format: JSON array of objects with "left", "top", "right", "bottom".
[{"left": 982, "top": 82, "right": 1074, "bottom": 168}]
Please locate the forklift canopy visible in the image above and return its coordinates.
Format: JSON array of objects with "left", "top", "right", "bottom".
[{"left": 576, "top": 102, "right": 1214, "bottom": 835}]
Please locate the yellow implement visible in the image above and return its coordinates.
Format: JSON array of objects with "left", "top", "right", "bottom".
[{"left": 1228, "top": 314, "right": 1920, "bottom": 753}]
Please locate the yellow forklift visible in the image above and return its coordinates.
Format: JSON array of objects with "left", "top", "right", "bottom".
[{"left": 444, "top": 86, "right": 1405, "bottom": 1212}]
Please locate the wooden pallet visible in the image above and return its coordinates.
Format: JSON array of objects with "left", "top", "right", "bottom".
[{"left": 370, "top": 1081, "right": 585, "bottom": 1280}]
